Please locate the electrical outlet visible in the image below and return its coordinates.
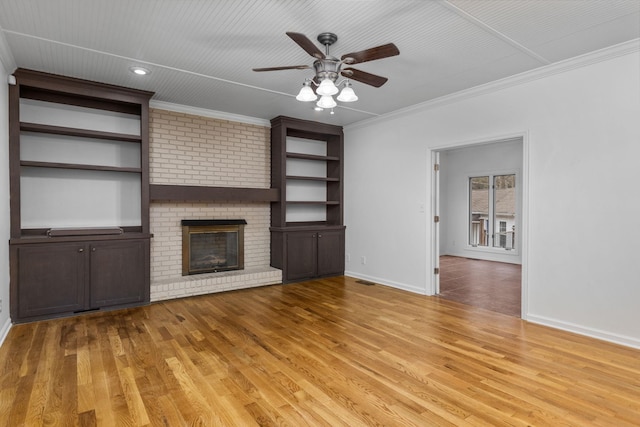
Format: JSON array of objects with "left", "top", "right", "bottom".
[
  {"left": 361, "top": 256, "right": 367, "bottom": 265},
  {"left": 0, "top": 298, "right": 2, "bottom": 313},
  {"left": 346, "top": 254, "right": 351, "bottom": 263}
]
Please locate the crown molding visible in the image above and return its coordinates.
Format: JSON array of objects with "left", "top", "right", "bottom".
[
  {"left": 0, "top": 27, "right": 17, "bottom": 74},
  {"left": 150, "top": 100, "right": 271, "bottom": 127},
  {"left": 346, "top": 38, "right": 640, "bottom": 131}
]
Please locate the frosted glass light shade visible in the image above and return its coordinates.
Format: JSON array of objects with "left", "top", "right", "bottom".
[
  {"left": 316, "top": 95, "right": 337, "bottom": 109},
  {"left": 337, "top": 85, "right": 358, "bottom": 102},
  {"left": 316, "top": 78, "right": 339, "bottom": 96},
  {"left": 296, "top": 84, "right": 317, "bottom": 102}
]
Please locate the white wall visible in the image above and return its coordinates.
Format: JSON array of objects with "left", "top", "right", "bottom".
[
  {"left": 439, "top": 139, "right": 523, "bottom": 264},
  {"left": 344, "top": 42, "right": 640, "bottom": 348},
  {"left": 0, "top": 42, "right": 13, "bottom": 343}
]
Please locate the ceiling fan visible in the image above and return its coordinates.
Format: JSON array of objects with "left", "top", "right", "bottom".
[{"left": 253, "top": 32, "right": 399, "bottom": 108}]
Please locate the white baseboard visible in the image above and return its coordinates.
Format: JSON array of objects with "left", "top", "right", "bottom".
[
  {"left": 0, "top": 317, "right": 11, "bottom": 349},
  {"left": 345, "top": 271, "right": 429, "bottom": 295},
  {"left": 526, "top": 314, "right": 640, "bottom": 350},
  {"left": 344, "top": 273, "right": 640, "bottom": 350}
]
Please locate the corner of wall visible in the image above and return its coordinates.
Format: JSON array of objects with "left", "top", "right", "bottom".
[{"left": 0, "top": 48, "right": 13, "bottom": 346}]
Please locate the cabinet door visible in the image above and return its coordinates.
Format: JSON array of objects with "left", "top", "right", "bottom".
[
  {"left": 285, "top": 232, "right": 317, "bottom": 281},
  {"left": 317, "top": 229, "right": 345, "bottom": 277},
  {"left": 17, "top": 243, "right": 86, "bottom": 318},
  {"left": 90, "top": 239, "right": 149, "bottom": 308}
]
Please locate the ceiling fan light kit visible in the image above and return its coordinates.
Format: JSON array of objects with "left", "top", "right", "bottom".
[
  {"left": 253, "top": 31, "right": 399, "bottom": 112},
  {"left": 316, "top": 78, "right": 339, "bottom": 96},
  {"left": 295, "top": 80, "right": 317, "bottom": 102},
  {"left": 317, "top": 95, "right": 338, "bottom": 109},
  {"left": 336, "top": 81, "right": 358, "bottom": 103}
]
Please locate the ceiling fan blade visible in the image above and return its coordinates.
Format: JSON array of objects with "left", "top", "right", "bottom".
[
  {"left": 253, "top": 65, "right": 311, "bottom": 72},
  {"left": 341, "top": 68, "right": 388, "bottom": 88},
  {"left": 286, "top": 32, "right": 325, "bottom": 59},
  {"left": 341, "top": 43, "right": 399, "bottom": 65}
]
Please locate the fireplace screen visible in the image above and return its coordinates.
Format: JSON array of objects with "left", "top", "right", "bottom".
[{"left": 181, "top": 220, "right": 245, "bottom": 275}]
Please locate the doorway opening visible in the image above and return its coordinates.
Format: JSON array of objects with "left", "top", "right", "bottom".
[
  {"left": 432, "top": 137, "right": 525, "bottom": 318},
  {"left": 438, "top": 255, "right": 521, "bottom": 317}
]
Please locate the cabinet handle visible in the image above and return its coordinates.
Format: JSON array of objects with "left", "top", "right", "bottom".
[
  {"left": 318, "top": 234, "right": 322, "bottom": 238},
  {"left": 78, "top": 248, "right": 84, "bottom": 253},
  {"left": 92, "top": 247, "right": 96, "bottom": 252}
]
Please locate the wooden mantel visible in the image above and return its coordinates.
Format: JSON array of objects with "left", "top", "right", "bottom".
[{"left": 149, "top": 184, "right": 279, "bottom": 202}]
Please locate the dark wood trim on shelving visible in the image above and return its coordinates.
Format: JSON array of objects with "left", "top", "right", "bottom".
[
  {"left": 286, "top": 153, "right": 340, "bottom": 161},
  {"left": 150, "top": 184, "right": 279, "bottom": 202},
  {"left": 286, "top": 175, "right": 340, "bottom": 182},
  {"left": 20, "top": 122, "right": 142, "bottom": 143},
  {"left": 271, "top": 116, "right": 344, "bottom": 137},
  {"left": 20, "top": 86, "right": 142, "bottom": 115},
  {"left": 271, "top": 224, "right": 346, "bottom": 232},
  {"left": 9, "top": 71, "right": 21, "bottom": 239},
  {"left": 139, "top": 94, "right": 151, "bottom": 235},
  {"left": 20, "top": 226, "right": 143, "bottom": 237},
  {"left": 10, "top": 233, "right": 153, "bottom": 245},
  {"left": 286, "top": 201, "right": 340, "bottom": 205},
  {"left": 21, "top": 161, "right": 142, "bottom": 173},
  {"left": 15, "top": 69, "right": 154, "bottom": 107}
]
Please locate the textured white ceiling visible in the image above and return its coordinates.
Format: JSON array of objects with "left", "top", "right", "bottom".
[{"left": 1, "top": 0, "right": 638, "bottom": 126}]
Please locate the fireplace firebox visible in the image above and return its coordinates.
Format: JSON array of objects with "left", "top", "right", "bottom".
[{"left": 181, "top": 219, "right": 246, "bottom": 275}]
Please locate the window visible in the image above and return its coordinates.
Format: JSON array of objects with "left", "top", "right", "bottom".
[
  {"left": 469, "top": 174, "right": 516, "bottom": 250},
  {"left": 469, "top": 176, "right": 489, "bottom": 246}
]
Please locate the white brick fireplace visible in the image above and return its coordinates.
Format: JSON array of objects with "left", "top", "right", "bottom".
[{"left": 148, "top": 108, "right": 281, "bottom": 301}]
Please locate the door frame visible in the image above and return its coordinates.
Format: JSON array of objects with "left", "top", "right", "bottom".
[{"left": 429, "top": 132, "right": 529, "bottom": 319}]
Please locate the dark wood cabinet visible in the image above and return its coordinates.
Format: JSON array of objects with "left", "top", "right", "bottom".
[
  {"left": 283, "top": 228, "right": 345, "bottom": 282},
  {"left": 270, "top": 115, "right": 345, "bottom": 283},
  {"left": 274, "top": 227, "right": 345, "bottom": 282},
  {"left": 89, "top": 239, "right": 150, "bottom": 308},
  {"left": 285, "top": 231, "right": 318, "bottom": 281},
  {"left": 12, "top": 239, "right": 150, "bottom": 320},
  {"left": 8, "top": 69, "right": 154, "bottom": 322},
  {"left": 316, "top": 229, "right": 345, "bottom": 277},
  {"left": 15, "top": 242, "right": 86, "bottom": 318}
]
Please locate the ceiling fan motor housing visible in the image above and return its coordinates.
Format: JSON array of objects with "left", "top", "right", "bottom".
[{"left": 314, "top": 59, "right": 340, "bottom": 82}]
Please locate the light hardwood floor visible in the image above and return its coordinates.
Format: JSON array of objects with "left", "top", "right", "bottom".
[{"left": 1, "top": 276, "right": 639, "bottom": 426}]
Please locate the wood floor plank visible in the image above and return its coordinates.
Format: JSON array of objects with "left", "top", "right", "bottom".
[{"left": 1, "top": 276, "right": 640, "bottom": 426}]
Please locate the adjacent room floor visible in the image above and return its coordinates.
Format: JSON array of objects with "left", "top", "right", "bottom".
[{"left": 438, "top": 255, "right": 522, "bottom": 317}]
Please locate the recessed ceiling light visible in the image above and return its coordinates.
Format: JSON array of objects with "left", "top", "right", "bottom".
[{"left": 129, "top": 66, "right": 150, "bottom": 76}]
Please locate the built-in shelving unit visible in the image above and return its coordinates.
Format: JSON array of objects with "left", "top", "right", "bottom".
[
  {"left": 270, "top": 116, "right": 345, "bottom": 283},
  {"left": 8, "top": 69, "right": 154, "bottom": 322}
]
